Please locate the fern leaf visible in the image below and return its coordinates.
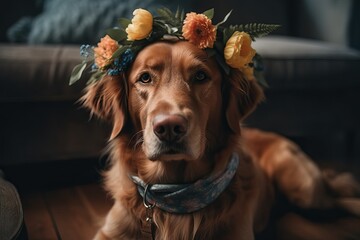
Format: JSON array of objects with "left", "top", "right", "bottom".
[
  {"left": 243, "top": 23, "right": 280, "bottom": 40},
  {"left": 223, "top": 23, "right": 280, "bottom": 42}
]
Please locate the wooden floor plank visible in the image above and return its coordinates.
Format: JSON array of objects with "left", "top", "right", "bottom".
[
  {"left": 22, "top": 183, "right": 112, "bottom": 240},
  {"left": 21, "top": 193, "right": 59, "bottom": 240},
  {"left": 44, "top": 186, "right": 101, "bottom": 240},
  {"left": 75, "top": 183, "right": 113, "bottom": 219}
]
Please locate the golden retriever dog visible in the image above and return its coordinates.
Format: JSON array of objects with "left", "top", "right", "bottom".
[{"left": 82, "top": 40, "right": 360, "bottom": 240}]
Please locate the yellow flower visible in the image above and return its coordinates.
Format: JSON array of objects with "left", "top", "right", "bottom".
[
  {"left": 94, "top": 35, "right": 119, "bottom": 69},
  {"left": 224, "top": 31, "right": 256, "bottom": 70},
  {"left": 126, "top": 8, "right": 153, "bottom": 41},
  {"left": 182, "top": 12, "right": 216, "bottom": 49}
]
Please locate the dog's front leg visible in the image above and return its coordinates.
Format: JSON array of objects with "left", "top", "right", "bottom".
[{"left": 94, "top": 201, "right": 139, "bottom": 240}]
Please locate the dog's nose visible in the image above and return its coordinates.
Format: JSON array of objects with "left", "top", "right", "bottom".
[{"left": 153, "top": 114, "right": 187, "bottom": 142}]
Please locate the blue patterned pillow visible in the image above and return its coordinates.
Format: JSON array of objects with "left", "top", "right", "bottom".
[{"left": 8, "top": 0, "right": 178, "bottom": 44}]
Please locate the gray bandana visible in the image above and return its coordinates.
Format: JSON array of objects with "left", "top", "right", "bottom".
[{"left": 131, "top": 153, "right": 239, "bottom": 214}]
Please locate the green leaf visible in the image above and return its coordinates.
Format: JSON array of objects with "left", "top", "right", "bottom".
[
  {"left": 69, "top": 62, "right": 87, "bottom": 85},
  {"left": 223, "top": 25, "right": 236, "bottom": 44},
  {"left": 118, "top": 18, "right": 131, "bottom": 29},
  {"left": 111, "top": 46, "right": 128, "bottom": 59},
  {"left": 175, "top": 7, "right": 185, "bottom": 21},
  {"left": 87, "top": 71, "right": 105, "bottom": 85},
  {"left": 160, "top": 23, "right": 178, "bottom": 34},
  {"left": 216, "top": 10, "right": 232, "bottom": 27},
  {"left": 203, "top": 8, "right": 214, "bottom": 20},
  {"left": 106, "top": 28, "right": 127, "bottom": 42},
  {"left": 157, "top": 7, "right": 175, "bottom": 20},
  {"left": 175, "top": 7, "right": 181, "bottom": 19},
  {"left": 155, "top": 8, "right": 182, "bottom": 28}
]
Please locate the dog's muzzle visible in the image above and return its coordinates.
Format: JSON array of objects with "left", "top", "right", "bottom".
[{"left": 152, "top": 114, "right": 188, "bottom": 143}]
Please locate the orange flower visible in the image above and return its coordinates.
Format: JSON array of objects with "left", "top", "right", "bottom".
[
  {"left": 182, "top": 12, "right": 216, "bottom": 49},
  {"left": 94, "top": 35, "right": 119, "bottom": 69}
]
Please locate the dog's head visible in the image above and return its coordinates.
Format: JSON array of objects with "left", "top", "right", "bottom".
[{"left": 82, "top": 40, "right": 263, "bottom": 163}]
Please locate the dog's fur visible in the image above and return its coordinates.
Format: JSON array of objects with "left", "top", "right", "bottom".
[{"left": 82, "top": 41, "right": 360, "bottom": 240}]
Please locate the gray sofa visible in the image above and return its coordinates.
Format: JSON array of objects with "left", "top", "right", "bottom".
[{"left": 1, "top": 0, "right": 360, "bottom": 189}]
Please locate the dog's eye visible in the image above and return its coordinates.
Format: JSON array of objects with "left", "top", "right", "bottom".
[
  {"left": 193, "top": 71, "right": 208, "bottom": 82},
  {"left": 138, "top": 73, "right": 152, "bottom": 84}
]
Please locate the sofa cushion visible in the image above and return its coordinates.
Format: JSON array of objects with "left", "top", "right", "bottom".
[
  {"left": 0, "top": 44, "right": 109, "bottom": 165},
  {"left": 253, "top": 36, "right": 360, "bottom": 89},
  {"left": 0, "top": 44, "right": 84, "bottom": 102}
]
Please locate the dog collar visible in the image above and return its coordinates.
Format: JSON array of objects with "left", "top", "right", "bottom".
[{"left": 130, "top": 152, "right": 239, "bottom": 214}]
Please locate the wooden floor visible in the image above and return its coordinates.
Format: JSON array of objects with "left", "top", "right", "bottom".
[{"left": 21, "top": 183, "right": 113, "bottom": 240}]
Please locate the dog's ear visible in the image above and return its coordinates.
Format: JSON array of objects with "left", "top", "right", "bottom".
[
  {"left": 81, "top": 75, "right": 127, "bottom": 140},
  {"left": 225, "top": 69, "right": 264, "bottom": 133}
]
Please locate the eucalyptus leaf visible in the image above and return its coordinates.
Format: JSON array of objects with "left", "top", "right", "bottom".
[
  {"left": 69, "top": 62, "right": 87, "bottom": 85},
  {"left": 203, "top": 8, "right": 214, "bottom": 20}
]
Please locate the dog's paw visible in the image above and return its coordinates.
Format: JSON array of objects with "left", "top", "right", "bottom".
[
  {"left": 270, "top": 141, "right": 334, "bottom": 209},
  {"left": 323, "top": 169, "right": 360, "bottom": 198},
  {"left": 284, "top": 175, "right": 333, "bottom": 209}
]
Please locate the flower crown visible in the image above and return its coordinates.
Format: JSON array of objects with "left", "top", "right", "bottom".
[{"left": 70, "top": 8, "right": 279, "bottom": 86}]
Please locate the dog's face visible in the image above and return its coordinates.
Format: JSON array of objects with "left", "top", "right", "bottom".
[
  {"left": 127, "top": 41, "right": 223, "bottom": 161},
  {"left": 82, "top": 40, "right": 263, "bottom": 163}
]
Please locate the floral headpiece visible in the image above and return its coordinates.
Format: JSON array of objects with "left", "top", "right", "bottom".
[{"left": 70, "top": 8, "right": 279, "bottom": 86}]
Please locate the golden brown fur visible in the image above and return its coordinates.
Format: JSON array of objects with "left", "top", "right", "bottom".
[{"left": 82, "top": 41, "right": 360, "bottom": 240}]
